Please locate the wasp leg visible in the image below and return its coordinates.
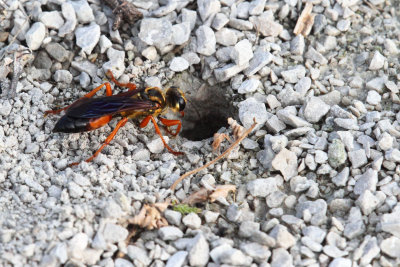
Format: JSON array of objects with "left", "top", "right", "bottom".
[
  {"left": 158, "top": 117, "right": 182, "bottom": 136},
  {"left": 45, "top": 82, "right": 113, "bottom": 116},
  {"left": 69, "top": 117, "right": 128, "bottom": 166},
  {"left": 140, "top": 116, "right": 184, "bottom": 155},
  {"left": 106, "top": 70, "right": 137, "bottom": 91}
]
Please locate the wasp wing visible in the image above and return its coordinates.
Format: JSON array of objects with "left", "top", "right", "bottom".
[{"left": 65, "top": 96, "right": 157, "bottom": 119}]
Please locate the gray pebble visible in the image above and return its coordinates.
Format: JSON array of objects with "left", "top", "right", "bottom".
[
  {"left": 188, "top": 233, "right": 209, "bottom": 266},
  {"left": 303, "top": 97, "right": 331, "bottom": 123},
  {"left": 369, "top": 51, "right": 385, "bottom": 70},
  {"left": 271, "top": 148, "right": 298, "bottom": 180},
  {"left": 166, "top": 251, "right": 188, "bottom": 267},
  {"left": 348, "top": 149, "right": 367, "bottom": 169},
  {"left": 354, "top": 168, "right": 378, "bottom": 195},
  {"left": 127, "top": 245, "right": 151, "bottom": 266},
  {"left": 39, "top": 11, "right": 64, "bottom": 29},
  {"left": 53, "top": 70, "right": 73, "bottom": 84},
  {"left": 45, "top": 43, "right": 69, "bottom": 62},
  {"left": 215, "top": 28, "right": 237, "bottom": 46},
  {"left": 240, "top": 242, "right": 270, "bottom": 263},
  {"left": 182, "top": 213, "right": 201, "bottom": 229}
]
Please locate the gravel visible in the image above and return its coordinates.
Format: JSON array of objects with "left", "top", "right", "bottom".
[{"left": 2, "top": 0, "right": 400, "bottom": 266}]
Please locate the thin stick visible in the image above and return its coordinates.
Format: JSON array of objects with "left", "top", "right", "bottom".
[{"left": 170, "top": 118, "right": 257, "bottom": 191}]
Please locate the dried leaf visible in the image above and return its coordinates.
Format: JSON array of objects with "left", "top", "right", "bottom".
[
  {"left": 293, "top": 2, "right": 315, "bottom": 36},
  {"left": 129, "top": 203, "right": 169, "bottom": 230},
  {"left": 130, "top": 205, "right": 147, "bottom": 225},
  {"left": 209, "top": 185, "right": 237, "bottom": 202},
  {"left": 154, "top": 201, "right": 170, "bottom": 212},
  {"left": 182, "top": 188, "right": 209, "bottom": 205}
]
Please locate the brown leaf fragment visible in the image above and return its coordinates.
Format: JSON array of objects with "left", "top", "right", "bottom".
[
  {"left": 293, "top": 2, "right": 315, "bottom": 36},
  {"left": 209, "top": 185, "right": 237, "bottom": 202},
  {"left": 183, "top": 188, "right": 210, "bottom": 205},
  {"left": 212, "top": 133, "right": 232, "bottom": 152},
  {"left": 102, "top": 0, "right": 143, "bottom": 30},
  {"left": 129, "top": 203, "right": 169, "bottom": 230}
]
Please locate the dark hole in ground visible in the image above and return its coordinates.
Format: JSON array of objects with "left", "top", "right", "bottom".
[{"left": 165, "top": 72, "right": 237, "bottom": 141}]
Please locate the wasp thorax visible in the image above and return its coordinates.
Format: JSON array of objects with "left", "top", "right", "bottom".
[{"left": 166, "top": 86, "right": 186, "bottom": 112}]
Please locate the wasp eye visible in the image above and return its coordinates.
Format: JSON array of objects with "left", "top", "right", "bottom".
[{"left": 178, "top": 97, "right": 186, "bottom": 111}]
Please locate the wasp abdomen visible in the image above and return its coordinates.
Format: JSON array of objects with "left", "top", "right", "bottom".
[{"left": 53, "top": 115, "right": 92, "bottom": 133}]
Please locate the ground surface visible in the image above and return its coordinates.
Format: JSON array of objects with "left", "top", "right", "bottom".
[{"left": 1, "top": 0, "right": 400, "bottom": 266}]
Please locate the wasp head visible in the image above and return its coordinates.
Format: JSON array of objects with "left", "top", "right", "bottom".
[{"left": 166, "top": 86, "right": 186, "bottom": 113}]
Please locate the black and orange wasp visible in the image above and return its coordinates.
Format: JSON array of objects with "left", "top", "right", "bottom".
[{"left": 45, "top": 70, "right": 186, "bottom": 166}]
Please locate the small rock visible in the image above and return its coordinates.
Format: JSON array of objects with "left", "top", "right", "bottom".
[
  {"left": 305, "top": 46, "right": 328, "bottom": 65},
  {"left": 252, "top": 13, "right": 283, "bottom": 37},
  {"left": 198, "top": 0, "right": 221, "bottom": 22},
  {"left": 271, "top": 148, "right": 298, "bottom": 180},
  {"left": 166, "top": 251, "right": 188, "bottom": 267},
  {"left": 366, "top": 76, "right": 386, "bottom": 92},
  {"left": 238, "top": 97, "right": 268, "bottom": 129},
  {"left": 290, "top": 35, "right": 305, "bottom": 55},
  {"left": 158, "top": 226, "right": 184, "bottom": 241},
  {"left": 212, "top": 13, "right": 229, "bottom": 30},
  {"left": 214, "top": 63, "right": 249, "bottom": 82},
  {"left": 369, "top": 51, "right": 385, "bottom": 70},
  {"left": 99, "top": 35, "right": 112, "bottom": 54},
  {"left": 25, "top": 22, "right": 45, "bottom": 50},
  {"left": 172, "top": 22, "right": 191, "bottom": 45},
  {"left": 75, "top": 23, "right": 101, "bottom": 55},
  {"left": 39, "top": 11, "right": 64, "bottom": 29},
  {"left": 215, "top": 28, "right": 237, "bottom": 46},
  {"left": 269, "top": 225, "right": 296, "bottom": 249},
  {"left": 169, "top": 57, "right": 189, "bottom": 72},
  {"left": 70, "top": 0, "right": 95, "bottom": 23},
  {"left": 188, "top": 234, "right": 209, "bottom": 266},
  {"left": 354, "top": 168, "right": 378, "bottom": 195},
  {"left": 281, "top": 65, "right": 306, "bottom": 83},
  {"left": 53, "top": 70, "right": 73, "bottom": 84},
  {"left": 303, "top": 97, "right": 330, "bottom": 123},
  {"left": 380, "top": 236, "right": 400, "bottom": 258},
  {"left": 384, "top": 39, "right": 399, "bottom": 55},
  {"left": 332, "top": 167, "right": 349, "bottom": 186},
  {"left": 238, "top": 79, "right": 260, "bottom": 94},
  {"left": 240, "top": 242, "right": 270, "bottom": 262},
  {"left": 247, "top": 178, "right": 279, "bottom": 197},
  {"left": 270, "top": 248, "right": 292, "bottom": 267},
  {"left": 45, "top": 43, "right": 69, "bottom": 62},
  {"left": 127, "top": 245, "right": 151, "bottom": 266},
  {"left": 146, "top": 137, "right": 168, "bottom": 154},
  {"left": 348, "top": 149, "right": 368, "bottom": 169},
  {"left": 231, "top": 39, "right": 253, "bottom": 66},
  {"left": 139, "top": 18, "right": 173, "bottom": 49},
  {"left": 196, "top": 25, "right": 216, "bottom": 56},
  {"left": 115, "top": 258, "right": 134, "bottom": 267},
  {"left": 328, "top": 139, "right": 347, "bottom": 168},
  {"left": 102, "top": 223, "right": 129, "bottom": 243},
  {"left": 366, "top": 90, "right": 381, "bottom": 105},
  {"left": 164, "top": 210, "right": 182, "bottom": 225},
  {"left": 182, "top": 213, "right": 201, "bottom": 229}
]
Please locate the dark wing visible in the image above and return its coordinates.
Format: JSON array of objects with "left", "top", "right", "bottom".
[{"left": 65, "top": 96, "right": 157, "bottom": 118}]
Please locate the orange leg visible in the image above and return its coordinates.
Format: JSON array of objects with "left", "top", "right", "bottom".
[
  {"left": 158, "top": 117, "right": 182, "bottom": 136},
  {"left": 45, "top": 82, "right": 113, "bottom": 116},
  {"left": 140, "top": 116, "right": 184, "bottom": 155},
  {"left": 69, "top": 117, "right": 128, "bottom": 166},
  {"left": 106, "top": 70, "right": 137, "bottom": 91}
]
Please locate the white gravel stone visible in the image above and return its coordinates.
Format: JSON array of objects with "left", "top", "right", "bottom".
[
  {"left": 271, "top": 148, "right": 298, "bottom": 180},
  {"left": 252, "top": 12, "right": 283, "bottom": 37},
  {"left": 305, "top": 46, "right": 328, "bottom": 65},
  {"left": 238, "top": 79, "right": 260, "bottom": 94},
  {"left": 166, "top": 251, "right": 188, "bottom": 267},
  {"left": 215, "top": 28, "right": 237, "bottom": 46},
  {"left": 231, "top": 39, "right": 253, "bottom": 66},
  {"left": 196, "top": 25, "right": 216, "bottom": 56},
  {"left": 198, "top": 0, "right": 221, "bottom": 22},
  {"left": 159, "top": 226, "right": 184, "bottom": 241},
  {"left": 356, "top": 190, "right": 379, "bottom": 215},
  {"left": 269, "top": 225, "right": 296, "bottom": 249},
  {"left": 142, "top": 46, "right": 158, "bottom": 61},
  {"left": 366, "top": 90, "right": 381, "bottom": 105},
  {"left": 146, "top": 136, "right": 169, "bottom": 154},
  {"left": 354, "top": 168, "right": 378, "bottom": 195},
  {"left": 75, "top": 23, "right": 100, "bottom": 55},
  {"left": 366, "top": 76, "right": 386, "bottom": 92},
  {"left": 127, "top": 245, "right": 151, "bottom": 266},
  {"left": 139, "top": 18, "right": 173, "bottom": 49},
  {"left": 247, "top": 178, "right": 279, "bottom": 197},
  {"left": 25, "top": 22, "right": 45, "bottom": 51},
  {"left": 210, "top": 245, "right": 251, "bottom": 265},
  {"left": 115, "top": 258, "right": 134, "bottom": 267},
  {"left": 99, "top": 35, "right": 112, "bottom": 54},
  {"left": 380, "top": 236, "right": 400, "bottom": 258},
  {"left": 188, "top": 233, "right": 209, "bottom": 266},
  {"left": 294, "top": 77, "right": 311, "bottom": 95},
  {"left": 303, "top": 97, "right": 331, "bottom": 123},
  {"left": 384, "top": 39, "right": 399, "bottom": 55},
  {"left": 182, "top": 213, "right": 201, "bottom": 229},
  {"left": 169, "top": 57, "right": 189, "bottom": 72},
  {"left": 212, "top": 13, "right": 229, "bottom": 30},
  {"left": 281, "top": 65, "right": 306, "bottom": 83},
  {"left": 68, "top": 233, "right": 88, "bottom": 260},
  {"left": 164, "top": 210, "right": 182, "bottom": 225},
  {"left": 102, "top": 223, "right": 129, "bottom": 243},
  {"left": 59, "top": 2, "right": 77, "bottom": 37},
  {"left": 369, "top": 51, "right": 385, "bottom": 70},
  {"left": 328, "top": 258, "right": 352, "bottom": 267},
  {"left": 53, "top": 70, "right": 73, "bottom": 84},
  {"left": 39, "top": 11, "right": 64, "bottom": 29},
  {"left": 70, "top": 0, "right": 95, "bottom": 23},
  {"left": 348, "top": 149, "right": 368, "bottom": 169},
  {"left": 271, "top": 248, "right": 292, "bottom": 267},
  {"left": 238, "top": 97, "right": 267, "bottom": 129},
  {"left": 172, "top": 22, "right": 191, "bottom": 45},
  {"left": 214, "top": 62, "right": 249, "bottom": 81}
]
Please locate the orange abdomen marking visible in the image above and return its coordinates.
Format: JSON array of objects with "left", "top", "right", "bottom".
[{"left": 88, "top": 115, "right": 113, "bottom": 130}]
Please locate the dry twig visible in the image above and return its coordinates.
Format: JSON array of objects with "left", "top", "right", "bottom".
[
  {"left": 183, "top": 185, "right": 237, "bottom": 205},
  {"left": 293, "top": 2, "right": 315, "bottom": 36},
  {"left": 170, "top": 118, "right": 257, "bottom": 191}
]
